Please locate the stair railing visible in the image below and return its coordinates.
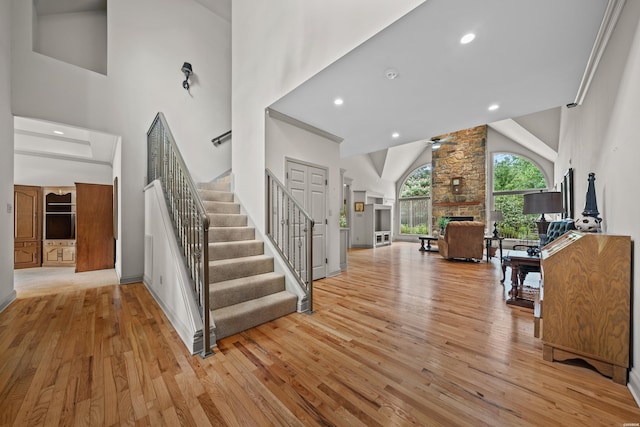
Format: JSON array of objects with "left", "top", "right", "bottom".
[
  {"left": 147, "top": 112, "right": 213, "bottom": 358},
  {"left": 265, "top": 169, "right": 314, "bottom": 312},
  {"left": 211, "top": 130, "right": 231, "bottom": 147}
]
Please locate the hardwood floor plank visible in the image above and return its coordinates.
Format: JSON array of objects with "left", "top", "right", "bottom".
[{"left": 2, "top": 242, "right": 640, "bottom": 426}]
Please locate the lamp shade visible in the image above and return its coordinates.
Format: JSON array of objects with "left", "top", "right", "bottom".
[
  {"left": 490, "top": 210, "right": 504, "bottom": 221},
  {"left": 523, "top": 191, "right": 563, "bottom": 215}
]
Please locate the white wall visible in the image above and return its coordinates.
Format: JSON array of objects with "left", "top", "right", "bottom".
[
  {"left": 144, "top": 181, "right": 202, "bottom": 353},
  {"left": 35, "top": 11, "right": 107, "bottom": 75},
  {"left": 232, "top": 0, "right": 425, "bottom": 235},
  {"left": 14, "top": 155, "right": 113, "bottom": 187},
  {"left": 555, "top": 0, "right": 640, "bottom": 398},
  {"left": 0, "top": 0, "right": 15, "bottom": 310},
  {"left": 9, "top": 0, "right": 231, "bottom": 283},
  {"left": 265, "top": 113, "right": 342, "bottom": 275}
]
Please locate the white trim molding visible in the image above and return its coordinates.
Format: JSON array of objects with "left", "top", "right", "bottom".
[{"left": 572, "top": 0, "right": 626, "bottom": 106}]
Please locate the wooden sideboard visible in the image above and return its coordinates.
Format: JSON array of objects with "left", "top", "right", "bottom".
[{"left": 541, "top": 231, "right": 631, "bottom": 384}]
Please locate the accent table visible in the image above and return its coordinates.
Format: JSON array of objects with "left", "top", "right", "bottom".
[
  {"left": 484, "top": 236, "right": 504, "bottom": 262},
  {"left": 501, "top": 250, "right": 540, "bottom": 309},
  {"left": 418, "top": 236, "right": 438, "bottom": 252}
]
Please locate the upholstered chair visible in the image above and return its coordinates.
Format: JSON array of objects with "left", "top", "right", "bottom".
[{"left": 438, "top": 221, "right": 485, "bottom": 261}]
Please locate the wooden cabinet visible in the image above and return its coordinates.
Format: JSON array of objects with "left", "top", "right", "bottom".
[
  {"left": 14, "top": 185, "right": 42, "bottom": 269},
  {"left": 42, "top": 187, "right": 76, "bottom": 266},
  {"left": 43, "top": 240, "right": 76, "bottom": 266},
  {"left": 541, "top": 231, "right": 631, "bottom": 384}
]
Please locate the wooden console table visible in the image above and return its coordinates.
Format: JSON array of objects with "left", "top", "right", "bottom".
[
  {"left": 418, "top": 236, "right": 438, "bottom": 252},
  {"left": 501, "top": 250, "right": 540, "bottom": 309}
]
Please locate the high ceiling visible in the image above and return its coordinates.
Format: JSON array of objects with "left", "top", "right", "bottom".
[
  {"left": 270, "top": 0, "right": 611, "bottom": 159},
  {"left": 14, "top": 117, "right": 119, "bottom": 166}
]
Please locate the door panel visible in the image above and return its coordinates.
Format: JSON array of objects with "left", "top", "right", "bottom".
[
  {"left": 14, "top": 186, "right": 41, "bottom": 241},
  {"left": 14, "top": 185, "right": 42, "bottom": 269},
  {"left": 286, "top": 161, "right": 327, "bottom": 280},
  {"left": 76, "top": 183, "right": 114, "bottom": 272}
]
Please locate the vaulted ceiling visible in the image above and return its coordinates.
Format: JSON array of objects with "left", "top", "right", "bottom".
[{"left": 269, "top": 0, "right": 616, "bottom": 176}]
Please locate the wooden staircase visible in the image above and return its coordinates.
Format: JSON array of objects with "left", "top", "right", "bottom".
[{"left": 198, "top": 178, "right": 297, "bottom": 340}]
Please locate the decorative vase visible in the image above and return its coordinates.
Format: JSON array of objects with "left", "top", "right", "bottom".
[{"left": 575, "top": 172, "right": 602, "bottom": 232}]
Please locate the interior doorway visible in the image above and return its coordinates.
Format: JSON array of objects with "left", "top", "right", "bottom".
[
  {"left": 13, "top": 116, "right": 121, "bottom": 287},
  {"left": 286, "top": 159, "right": 327, "bottom": 280}
]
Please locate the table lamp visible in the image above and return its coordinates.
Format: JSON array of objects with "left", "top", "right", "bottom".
[
  {"left": 490, "top": 210, "right": 503, "bottom": 238},
  {"left": 523, "top": 191, "right": 563, "bottom": 237}
]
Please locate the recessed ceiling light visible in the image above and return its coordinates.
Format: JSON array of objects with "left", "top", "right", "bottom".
[
  {"left": 334, "top": 98, "right": 344, "bottom": 106},
  {"left": 53, "top": 130, "right": 64, "bottom": 135},
  {"left": 392, "top": 132, "right": 400, "bottom": 139},
  {"left": 488, "top": 104, "right": 500, "bottom": 111},
  {"left": 460, "top": 33, "right": 476, "bottom": 44}
]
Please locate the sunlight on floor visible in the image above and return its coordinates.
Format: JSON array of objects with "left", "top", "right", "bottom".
[{"left": 14, "top": 267, "right": 119, "bottom": 298}]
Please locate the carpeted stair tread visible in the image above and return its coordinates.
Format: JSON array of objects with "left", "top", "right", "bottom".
[
  {"left": 197, "top": 180, "right": 230, "bottom": 192},
  {"left": 208, "top": 213, "right": 247, "bottom": 227},
  {"left": 209, "top": 240, "right": 264, "bottom": 260},
  {"left": 209, "top": 226, "right": 255, "bottom": 242},
  {"left": 198, "top": 190, "right": 234, "bottom": 202},
  {"left": 209, "top": 272, "right": 285, "bottom": 309},
  {"left": 209, "top": 254, "right": 274, "bottom": 283},
  {"left": 203, "top": 201, "right": 240, "bottom": 214},
  {"left": 212, "top": 291, "right": 297, "bottom": 339}
]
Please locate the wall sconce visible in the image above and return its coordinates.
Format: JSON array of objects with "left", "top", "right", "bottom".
[
  {"left": 451, "top": 177, "right": 462, "bottom": 194},
  {"left": 181, "top": 62, "right": 192, "bottom": 90}
]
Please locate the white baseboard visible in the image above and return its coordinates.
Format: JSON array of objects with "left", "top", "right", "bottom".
[
  {"left": 327, "top": 269, "right": 342, "bottom": 277},
  {"left": 0, "top": 290, "right": 16, "bottom": 313},
  {"left": 142, "top": 277, "right": 200, "bottom": 354},
  {"left": 628, "top": 368, "right": 640, "bottom": 407},
  {"left": 119, "top": 275, "right": 143, "bottom": 285}
]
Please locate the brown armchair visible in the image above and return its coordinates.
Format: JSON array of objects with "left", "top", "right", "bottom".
[{"left": 438, "top": 221, "right": 485, "bottom": 261}]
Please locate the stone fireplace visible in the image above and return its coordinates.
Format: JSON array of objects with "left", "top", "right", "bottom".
[{"left": 431, "top": 125, "right": 487, "bottom": 233}]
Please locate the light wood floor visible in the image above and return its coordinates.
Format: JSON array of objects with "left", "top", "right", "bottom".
[{"left": 1, "top": 242, "right": 639, "bottom": 426}]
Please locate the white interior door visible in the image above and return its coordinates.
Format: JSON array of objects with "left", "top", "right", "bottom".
[{"left": 287, "top": 160, "right": 327, "bottom": 280}]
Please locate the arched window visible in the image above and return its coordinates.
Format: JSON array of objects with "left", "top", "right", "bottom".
[
  {"left": 399, "top": 165, "right": 431, "bottom": 235},
  {"left": 493, "top": 154, "right": 547, "bottom": 239}
]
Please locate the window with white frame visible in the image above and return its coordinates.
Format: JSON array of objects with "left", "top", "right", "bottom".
[
  {"left": 399, "top": 165, "right": 431, "bottom": 235},
  {"left": 492, "top": 154, "right": 547, "bottom": 240}
]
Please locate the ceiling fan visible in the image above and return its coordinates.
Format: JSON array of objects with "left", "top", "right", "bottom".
[{"left": 429, "top": 135, "right": 457, "bottom": 150}]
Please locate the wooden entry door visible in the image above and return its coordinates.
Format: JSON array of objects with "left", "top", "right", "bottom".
[
  {"left": 75, "top": 183, "right": 114, "bottom": 272},
  {"left": 14, "top": 185, "right": 42, "bottom": 269}
]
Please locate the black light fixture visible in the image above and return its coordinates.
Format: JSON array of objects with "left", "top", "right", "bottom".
[
  {"left": 490, "top": 210, "right": 504, "bottom": 238},
  {"left": 523, "top": 191, "right": 563, "bottom": 236},
  {"left": 181, "top": 62, "right": 192, "bottom": 90}
]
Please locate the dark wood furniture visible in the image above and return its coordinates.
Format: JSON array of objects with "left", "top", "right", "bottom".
[
  {"left": 418, "top": 236, "right": 438, "bottom": 252},
  {"left": 76, "top": 183, "right": 115, "bottom": 272},
  {"left": 13, "top": 185, "right": 42, "bottom": 269},
  {"left": 541, "top": 231, "right": 631, "bottom": 384},
  {"left": 501, "top": 250, "right": 540, "bottom": 309},
  {"left": 483, "top": 235, "right": 503, "bottom": 262}
]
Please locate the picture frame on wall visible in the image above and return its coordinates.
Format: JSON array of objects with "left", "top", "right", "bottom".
[
  {"left": 354, "top": 202, "right": 365, "bottom": 212},
  {"left": 562, "top": 168, "right": 574, "bottom": 219}
]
